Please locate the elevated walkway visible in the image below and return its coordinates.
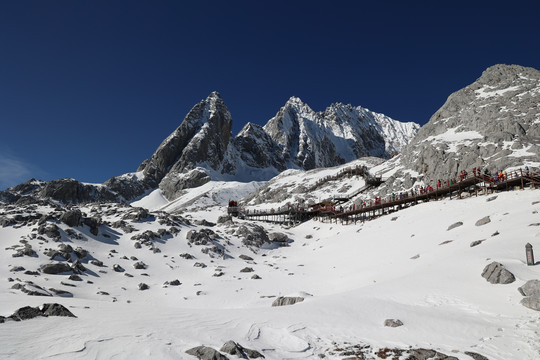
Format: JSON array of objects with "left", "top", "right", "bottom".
[{"left": 231, "top": 169, "right": 538, "bottom": 226}]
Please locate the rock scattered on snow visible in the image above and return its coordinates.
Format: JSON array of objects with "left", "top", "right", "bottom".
[
  {"left": 447, "top": 222, "right": 463, "bottom": 231},
  {"left": 520, "top": 297, "right": 540, "bottom": 311},
  {"left": 220, "top": 340, "right": 264, "bottom": 358},
  {"left": 40, "top": 263, "right": 72, "bottom": 275},
  {"left": 59, "top": 209, "right": 82, "bottom": 227},
  {"left": 41, "top": 303, "right": 77, "bottom": 317},
  {"left": 384, "top": 319, "right": 404, "bottom": 327},
  {"left": 481, "top": 262, "right": 515, "bottom": 284},
  {"left": 3, "top": 303, "right": 76, "bottom": 323},
  {"left": 271, "top": 296, "right": 304, "bottom": 307},
  {"left": 236, "top": 224, "right": 269, "bottom": 248},
  {"left": 133, "top": 261, "right": 147, "bottom": 270},
  {"left": 475, "top": 216, "right": 491, "bottom": 226},
  {"left": 138, "top": 283, "right": 149, "bottom": 291},
  {"left": 518, "top": 279, "right": 540, "bottom": 311},
  {"left": 518, "top": 280, "right": 540, "bottom": 297},
  {"left": 464, "top": 351, "right": 490, "bottom": 360},
  {"left": 268, "top": 232, "right": 289, "bottom": 243},
  {"left": 470, "top": 240, "right": 485, "bottom": 247},
  {"left": 185, "top": 345, "right": 229, "bottom": 360},
  {"left": 217, "top": 215, "right": 233, "bottom": 225}
]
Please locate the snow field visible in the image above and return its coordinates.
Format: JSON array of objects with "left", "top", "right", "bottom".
[{"left": 0, "top": 189, "right": 539, "bottom": 359}]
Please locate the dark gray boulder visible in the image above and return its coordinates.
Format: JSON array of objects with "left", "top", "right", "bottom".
[
  {"left": 48, "top": 288, "right": 73, "bottom": 297},
  {"left": 217, "top": 215, "right": 233, "bottom": 225},
  {"left": 10, "top": 306, "right": 42, "bottom": 321},
  {"left": 133, "top": 261, "right": 147, "bottom": 270},
  {"left": 384, "top": 319, "right": 404, "bottom": 327},
  {"left": 475, "top": 216, "right": 491, "bottom": 226},
  {"left": 481, "top": 262, "right": 515, "bottom": 284},
  {"left": 41, "top": 263, "right": 73, "bottom": 275},
  {"left": 186, "top": 345, "right": 229, "bottom": 360},
  {"left": 186, "top": 229, "right": 216, "bottom": 246},
  {"left": 90, "top": 260, "right": 104, "bottom": 267},
  {"left": 271, "top": 296, "right": 304, "bottom": 307},
  {"left": 447, "top": 222, "right": 463, "bottom": 231},
  {"left": 74, "top": 247, "right": 88, "bottom": 259},
  {"left": 41, "top": 303, "right": 77, "bottom": 317},
  {"left": 83, "top": 216, "right": 100, "bottom": 235},
  {"left": 194, "top": 219, "right": 216, "bottom": 227},
  {"left": 236, "top": 224, "right": 269, "bottom": 248},
  {"left": 239, "top": 255, "right": 254, "bottom": 261},
  {"left": 464, "top": 351, "right": 490, "bottom": 360},
  {"left": 220, "top": 340, "right": 264, "bottom": 358},
  {"left": 268, "top": 232, "right": 289, "bottom": 243},
  {"left": 71, "top": 259, "right": 86, "bottom": 274},
  {"left": 113, "top": 264, "right": 125, "bottom": 272},
  {"left": 138, "top": 283, "right": 149, "bottom": 290},
  {"left": 59, "top": 209, "right": 82, "bottom": 227},
  {"left": 38, "top": 223, "right": 61, "bottom": 239},
  {"left": 409, "top": 348, "right": 458, "bottom": 360},
  {"left": 470, "top": 240, "right": 485, "bottom": 247}
]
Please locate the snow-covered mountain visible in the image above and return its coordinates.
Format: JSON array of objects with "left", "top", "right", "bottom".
[
  {"left": 142, "top": 93, "right": 418, "bottom": 201},
  {"left": 0, "top": 92, "right": 418, "bottom": 204},
  {"left": 374, "top": 64, "right": 540, "bottom": 194}
]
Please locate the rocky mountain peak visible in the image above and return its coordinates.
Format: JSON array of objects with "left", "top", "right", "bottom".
[
  {"left": 1, "top": 90, "right": 419, "bottom": 204},
  {"left": 377, "top": 64, "right": 540, "bottom": 195}
]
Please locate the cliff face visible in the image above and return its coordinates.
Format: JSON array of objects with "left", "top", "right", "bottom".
[{"left": 377, "top": 64, "right": 540, "bottom": 194}]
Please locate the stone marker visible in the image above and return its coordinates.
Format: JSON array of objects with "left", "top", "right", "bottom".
[{"left": 526, "top": 243, "right": 535, "bottom": 266}]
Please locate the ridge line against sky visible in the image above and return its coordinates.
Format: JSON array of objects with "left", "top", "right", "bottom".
[{"left": 1, "top": 1, "right": 539, "bottom": 189}]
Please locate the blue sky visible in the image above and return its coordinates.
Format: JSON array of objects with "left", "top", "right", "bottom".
[{"left": 1, "top": 1, "right": 539, "bottom": 190}]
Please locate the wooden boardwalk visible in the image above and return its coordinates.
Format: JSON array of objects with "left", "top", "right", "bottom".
[{"left": 230, "top": 169, "right": 540, "bottom": 226}]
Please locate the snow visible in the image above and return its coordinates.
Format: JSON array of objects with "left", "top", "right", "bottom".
[
  {"left": 131, "top": 188, "right": 169, "bottom": 210},
  {"left": 475, "top": 85, "right": 522, "bottom": 99},
  {"left": 1, "top": 186, "right": 540, "bottom": 359},
  {"left": 423, "top": 128, "right": 484, "bottom": 153}
]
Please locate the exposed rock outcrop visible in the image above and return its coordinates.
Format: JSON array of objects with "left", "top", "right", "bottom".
[
  {"left": 185, "top": 345, "right": 229, "bottom": 360},
  {"left": 271, "top": 296, "right": 304, "bottom": 307},
  {"left": 377, "top": 64, "right": 540, "bottom": 195},
  {"left": 220, "top": 340, "right": 264, "bottom": 359},
  {"left": 481, "top": 262, "right": 515, "bottom": 284}
]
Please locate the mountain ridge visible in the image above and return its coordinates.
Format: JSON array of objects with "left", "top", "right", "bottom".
[{"left": 0, "top": 92, "right": 418, "bottom": 204}]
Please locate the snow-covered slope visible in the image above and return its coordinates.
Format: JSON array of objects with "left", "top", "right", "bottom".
[
  {"left": 242, "top": 157, "right": 383, "bottom": 207},
  {"left": 1, "top": 184, "right": 539, "bottom": 359}
]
